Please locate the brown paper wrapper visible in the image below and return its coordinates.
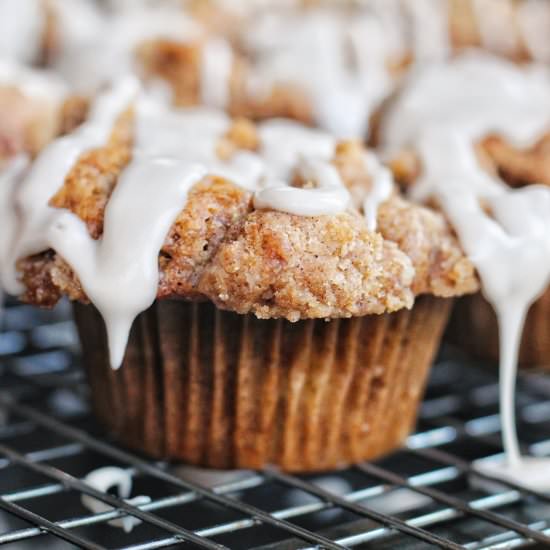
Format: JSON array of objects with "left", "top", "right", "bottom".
[
  {"left": 74, "top": 296, "right": 451, "bottom": 472},
  {"left": 448, "top": 288, "right": 550, "bottom": 369}
]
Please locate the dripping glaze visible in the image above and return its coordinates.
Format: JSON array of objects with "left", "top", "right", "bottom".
[
  {"left": 1, "top": 76, "right": 140, "bottom": 296},
  {"left": 0, "top": 80, "right": 392, "bottom": 368},
  {"left": 81, "top": 467, "right": 151, "bottom": 533},
  {"left": 380, "top": 52, "right": 550, "bottom": 490}
]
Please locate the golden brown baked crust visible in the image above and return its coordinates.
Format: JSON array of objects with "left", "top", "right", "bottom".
[
  {"left": 197, "top": 210, "right": 415, "bottom": 320},
  {"left": 18, "top": 111, "right": 478, "bottom": 320},
  {"left": 49, "top": 109, "right": 133, "bottom": 238},
  {"left": 377, "top": 196, "right": 478, "bottom": 297},
  {"left": 332, "top": 141, "right": 478, "bottom": 297}
]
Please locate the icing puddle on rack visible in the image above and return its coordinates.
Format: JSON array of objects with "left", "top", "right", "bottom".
[
  {"left": 380, "top": 52, "right": 550, "bottom": 491},
  {"left": 472, "top": 456, "right": 550, "bottom": 492}
]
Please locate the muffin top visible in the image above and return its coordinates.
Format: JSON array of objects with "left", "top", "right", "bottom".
[{"left": 1, "top": 77, "right": 477, "bottom": 365}]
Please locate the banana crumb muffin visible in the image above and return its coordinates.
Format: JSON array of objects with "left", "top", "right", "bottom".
[{"left": 1, "top": 78, "right": 478, "bottom": 471}]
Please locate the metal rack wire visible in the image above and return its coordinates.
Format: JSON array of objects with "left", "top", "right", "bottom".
[{"left": 0, "top": 299, "right": 549, "bottom": 549}]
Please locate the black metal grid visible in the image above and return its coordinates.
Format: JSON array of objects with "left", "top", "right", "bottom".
[{"left": 0, "top": 300, "right": 549, "bottom": 549}]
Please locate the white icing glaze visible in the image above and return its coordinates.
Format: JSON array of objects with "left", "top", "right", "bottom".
[
  {"left": 134, "top": 100, "right": 230, "bottom": 159},
  {"left": 380, "top": 52, "right": 550, "bottom": 485},
  {"left": 253, "top": 119, "right": 352, "bottom": 215},
  {"left": 473, "top": 455, "right": 550, "bottom": 493},
  {"left": 382, "top": 53, "right": 550, "bottom": 153},
  {"left": 0, "top": 0, "right": 44, "bottom": 64},
  {"left": 81, "top": 467, "right": 151, "bottom": 532},
  {"left": 257, "top": 119, "right": 337, "bottom": 180},
  {"left": 254, "top": 157, "right": 350, "bottom": 216},
  {"left": 0, "top": 60, "right": 68, "bottom": 104},
  {"left": 1, "top": 76, "right": 140, "bottom": 295},
  {"left": 200, "top": 38, "right": 233, "bottom": 109},
  {"left": 49, "top": 158, "right": 207, "bottom": 368}
]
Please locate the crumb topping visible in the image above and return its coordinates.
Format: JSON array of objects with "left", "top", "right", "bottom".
[{"left": 18, "top": 109, "right": 478, "bottom": 319}]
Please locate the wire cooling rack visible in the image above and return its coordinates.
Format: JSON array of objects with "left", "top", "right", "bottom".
[{"left": 0, "top": 300, "right": 549, "bottom": 549}]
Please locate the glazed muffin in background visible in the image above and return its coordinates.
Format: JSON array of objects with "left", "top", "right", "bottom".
[
  {"left": 135, "top": 0, "right": 550, "bottom": 139},
  {"left": 377, "top": 52, "right": 550, "bottom": 369},
  {"left": 3, "top": 0, "right": 548, "bottom": 141},
  {"left": 3, "top": 78, "right": 478, "bottom": 471}
]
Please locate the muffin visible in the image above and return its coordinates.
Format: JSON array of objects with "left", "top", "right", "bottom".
[
  {"left": 377, "top": 52, "right": 550, "bottom": 369},
  {"left": 1, "top": 79, "right": 478, "bottom": 471}
]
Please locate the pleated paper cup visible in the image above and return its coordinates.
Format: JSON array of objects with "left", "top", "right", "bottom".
[
  {"left": 74, "top": 296, "right": 451, "bottom": 472},
  {"left": 448, "top": 288, "right": 550, "bottom": 369}
]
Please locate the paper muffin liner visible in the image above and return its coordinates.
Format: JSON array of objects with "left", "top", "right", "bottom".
[
  {"left": 448, "top": 288, "right": 550, "bottom": 369},
  {"left": 74, "top": 296, "right": 451, "bottom": 472}
]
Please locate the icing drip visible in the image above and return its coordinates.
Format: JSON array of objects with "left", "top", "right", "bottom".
[
  {"left": 1, "top": 77, "right": 140, "bottom": 295},
  {"left": 381, "top": 53, "right": 550, "bottom": 490},
  {"left": 49, "top": 158, "right": 207, "bottom": 368},
  {"left": 81, "top": 467, "right": 151, "bottom": 532},
  {"left": 0, "top": 90, "right": 217, "bottom": 369}
]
